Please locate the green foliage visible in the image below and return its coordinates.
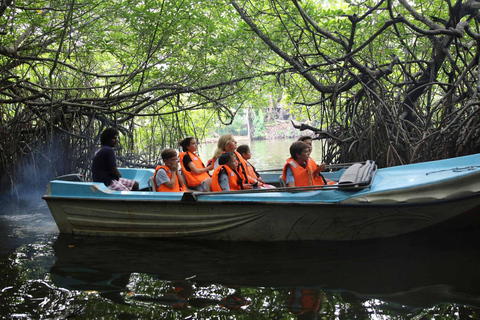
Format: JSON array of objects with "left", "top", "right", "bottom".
[
  {"left": 253, "top": 109, "right": 266, "bottom": 138},
  {"left": 218, "top": 113, "right": 248, "bottom": 136},
  {"left": 3, "top": 0, "right": 480, "bottom": 193}
]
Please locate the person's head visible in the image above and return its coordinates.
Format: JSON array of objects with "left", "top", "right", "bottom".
[
  {"left": 290, "top": 141, "right": 310, "bottom": 162},
  {"left": 161, "top": 148, "right": 179, "bottom": 168},
  {"left": 100, "top": 128, "right": 119, "bottom": 147},
  {"left": 218, "top": 152, "right": 237, "bottom": 171},
  {"left": 218, "top": 133, "right": 236, "bottom": 152},
  {"left": 179, "top": 137, "right": 197, "bottom": 152},
  {"left": 236, "top": 145, "right": 251, "bottom": 160},
  {"left": 298, "top": 136, "right": 313, "bottom": 151},
  {"left": 214, "top": 133, "right": 236, "bottom": 159}
]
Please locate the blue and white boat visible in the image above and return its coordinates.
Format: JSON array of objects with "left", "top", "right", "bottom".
[{"left": 42, "top": 153, "right": 480, "bottom": 241}]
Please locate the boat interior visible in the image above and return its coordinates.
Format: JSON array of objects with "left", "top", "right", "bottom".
[{"left": 51, "top": 161, "right": 378, "bottom": 194}]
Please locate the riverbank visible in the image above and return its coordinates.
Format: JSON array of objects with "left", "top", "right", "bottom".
[{"left": 205, "top": 120, "right": 318, "bottom": 143}]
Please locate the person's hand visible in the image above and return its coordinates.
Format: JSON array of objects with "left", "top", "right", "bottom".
[
  {"left": 171, "top": 161, "right": 179, "bottom": 171},
  {"left": 206, "top": 163, "right": 214, "bottom": 171},
  {"left": 243, "top": 184, "right": 253, "bottom": 189},
  {"left": 313, "top": 163, "right": 326, "bottom": 176},
  {"left": 253, "top": 179, "right": 263, "bottom": 187}
]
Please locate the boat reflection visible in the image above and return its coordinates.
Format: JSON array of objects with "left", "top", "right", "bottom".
[{"left": 50, "top": 229, "right": 480, "bottom": 317}]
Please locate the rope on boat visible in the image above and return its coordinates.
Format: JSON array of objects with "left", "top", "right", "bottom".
[{"left": 426, "top": 165, "right": 480, "bottom": 175}]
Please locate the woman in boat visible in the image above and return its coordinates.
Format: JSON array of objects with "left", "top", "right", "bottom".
[
  {"left": 282, "top": 141, "right": 326, "bottom": 187},
  {"left": 237, "top": 144, "right": 275, "bottom": 189},
  {"left": 179, "top": 137, "right": 213, "bottom": 191},
  {"left": 211, "top": 152, "right": 253, "bottom": 192},
  {"left": 154, "top": 148, "right": 186, "bottom": 192},
  {"left": 92, "top": 127, "right": 139, "bottom": 191},
  {"left": 212, "top": 133, "right": 235, "bottom": 168},
  {"left": 213, "top": 133, "right": 258, "bottom": 187}
]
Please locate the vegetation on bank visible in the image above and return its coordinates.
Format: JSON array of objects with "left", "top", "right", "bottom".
[{"left": 2, "top": 0, "right": 480, "bottom": 196}]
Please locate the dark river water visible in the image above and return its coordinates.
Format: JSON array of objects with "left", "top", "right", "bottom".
[{"left": 1, "top": 195, "right": 480, "bottom": 319}]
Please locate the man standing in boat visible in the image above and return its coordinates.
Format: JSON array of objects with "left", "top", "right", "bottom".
[{"left": 92, "top": 127, "right": 139, "bottom": 191}]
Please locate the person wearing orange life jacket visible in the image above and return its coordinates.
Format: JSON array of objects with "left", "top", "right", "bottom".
[
  {"left": 237, "top": 144, "right": 275, "bottom": 189},
  {"left": 211, "top": 152, "right": 254, "bottom": 192},
  {"left": 178, "top": 137, "right": 213, "bottom": 191},
  {"left": 154, "top": 148, "right": 186, "bottom": 192},
  {"left": 213, "top": 133, "right": 258, "bottom": 186},
  {"left": 282, "top": 141, "right": 326, "bottom": 187},
  {"left": 298, "top": 135, "right": 336, "bottom": 185}
]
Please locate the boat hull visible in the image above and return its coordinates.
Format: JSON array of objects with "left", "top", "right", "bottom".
[
  {"left": 44, "top": 153, "right": 480, "bottom": 241},
  {"left": 44, "top": 194, "right": 480, "bottom": 241}
]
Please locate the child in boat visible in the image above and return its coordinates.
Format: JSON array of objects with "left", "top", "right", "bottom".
[
  {"left": 92, "top": 127, "right": 139, "bottom": 191},
  {"left": 298, "top": 136, "right": 336, "bottom": 185},
  {"left": 154, "top": 148, "right": 186, "bottom": 192},
  {"left": 297, "top": 136, "right": 329, "bottom": 185},
  {"left": 282, "top": 141, "right": 326, "bottom": 187},
  {"left": 213, "top": 133, "right": 258, "bottom": 187},
  {"left": 179, "top": 137, "right": 213, "bottom": 191},
  {"left": 237, "top": 144, "right": 275, "bottom": 189},
  {"left": 211, "top": 152, "right": 253, "bottom": 192}
]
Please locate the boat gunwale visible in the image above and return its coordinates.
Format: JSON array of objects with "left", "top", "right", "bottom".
[{"left": 41, "top": 190, "right": 480, "bottom": 209}]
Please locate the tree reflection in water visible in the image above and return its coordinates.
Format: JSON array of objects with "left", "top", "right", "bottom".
[{"left": 1, "top": 230, "right": 480, "bottom": 319}]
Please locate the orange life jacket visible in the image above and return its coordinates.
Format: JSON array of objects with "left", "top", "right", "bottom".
[
  {"left": 154, "top": 165, "right": 185, "bottom": 192},
  {"left": 179, "top": 151, "right": 210, "bottom": 187},
  {"left": 211, "top": 165, "right": 243, "bottom": 192},
  {"left": 306, "top": 157, "right": 326, "bottom": 186},
  {"left": 245, "top": 160, "right": 259, "bottom": 180},
  {"left": 282, "top": 158, "right": 314, "bottom": 187},
  {"left": 234, "top": 150, "right": 256, "bottom": 184}
]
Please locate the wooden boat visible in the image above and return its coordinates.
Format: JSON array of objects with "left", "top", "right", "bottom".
[{"left": 42, "top": 153, "right": 480, "bottom": 241}]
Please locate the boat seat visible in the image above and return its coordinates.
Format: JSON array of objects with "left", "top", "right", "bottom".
[
  {"left": 148, "top": 177, "right": 155, "bottom": 191},
  {"left": 179, "top": 169, "right": 196, "bottom": 191},
  {"left": 201, "top": 178, "right": 212, "bottom": 192},
  {"left": 180, "top": 168, "right": 187, "bottom": 183},
  {"left": 338, "top": 160, "right": 376, "bottom": 188},
  {"left": 279, "top": 175, "right": 287, "bottom": 188},
  {"left": 179, "top": 168, "right": 212, "bottom": 192}
]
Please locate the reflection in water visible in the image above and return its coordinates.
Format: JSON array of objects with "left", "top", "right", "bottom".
[
  {"left": 1, "top": 199, "right": 480, "bottom": 318},
  {"left": 41, "top": 230, "right": 480, "bottom": 318},
  {"left": 0, "top": 200, "right": 57, "bottom": 256},
  {"left": 288, "top": 289, "right": 322, "bottom": 319}
]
